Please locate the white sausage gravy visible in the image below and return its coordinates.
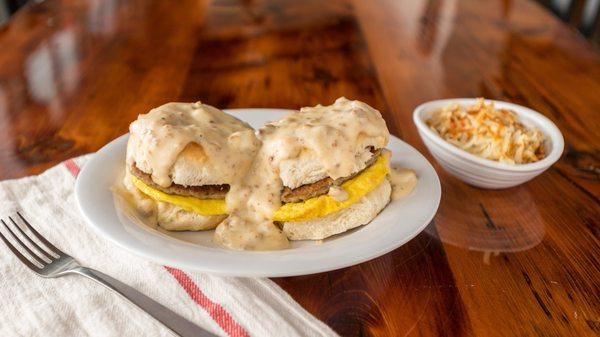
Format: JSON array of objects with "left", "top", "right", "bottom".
[
  {"left": 214, "top": 97, "right": 390, "bottom": 250},
  {"left": 388, "top": 167, "right": 418, "bottom": 200},
  {"left": 123, "top": 98, "right": 418, "bottom": 251},
  {"left": 126, "top": 102, "right": 258, "bottom": 188}
]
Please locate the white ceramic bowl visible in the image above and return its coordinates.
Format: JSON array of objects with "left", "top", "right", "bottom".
[{"left": 413, "top": 98, "right": 564, "bottom": 189}]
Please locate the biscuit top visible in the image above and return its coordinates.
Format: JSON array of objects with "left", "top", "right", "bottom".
[{"left": 126, "top": 102, "right": 259, "bottom": 188}]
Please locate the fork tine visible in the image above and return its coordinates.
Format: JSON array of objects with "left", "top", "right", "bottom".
[
  {"left": 17, "top": 212, "right": 63, "bottom": 256},
  {"left": 0, "top": 220, "right": 42, "bottom": 270},
  {"left": 2, "top": 219, "right": 47, "bottom": 265},
  {"left": 8, "top": 217, "right": 55, "bottom": 261}
]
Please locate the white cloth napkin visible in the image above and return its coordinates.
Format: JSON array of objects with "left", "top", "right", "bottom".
[{"left": 0, "top": 155, "right": 339, "bottom": 337}]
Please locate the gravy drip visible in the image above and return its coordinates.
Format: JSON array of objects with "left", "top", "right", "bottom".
[
  {"left": 126, "top": 102, "right": 258, "bottom": 188},
  {"left": 328, "top": 186, "right": 349, "bottom": 202},
  {"left": 388, "top": 167, "right": 418, "bottom": 200},
  {"left": 214, "top": 97, "right": 390, "bottom": 250}
]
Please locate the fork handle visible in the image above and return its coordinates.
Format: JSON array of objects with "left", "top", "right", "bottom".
[{"left": 72, "top": 267, "right": 218, "bottom": 337}]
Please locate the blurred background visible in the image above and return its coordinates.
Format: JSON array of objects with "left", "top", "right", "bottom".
[
  {"left": 538, "top": 0, "right": 600, "bottom": 40},
  {"left": 6, "top": 0, "right": 600, "bottom": 44}
]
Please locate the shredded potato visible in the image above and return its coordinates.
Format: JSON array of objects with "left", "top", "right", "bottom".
[{"left": 426, "top": 99, "right": 547, "bottom": 164}]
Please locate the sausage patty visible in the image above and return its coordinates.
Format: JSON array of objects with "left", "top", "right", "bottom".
[
  {"left": 131, "top": 148, "right": 382, "bottom": 203},
  {"left": 130, "top": 164, "right": 229, "bottom": 199},
  {"left": 281, "top": 149, "right": 382, "bottom": 203}
]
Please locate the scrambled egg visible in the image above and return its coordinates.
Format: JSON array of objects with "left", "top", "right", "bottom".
[
  {"left": 131, "top": 154, "right": 389, "bottom": 222},
  {"left": 272, "top": 154, "right": 389, "bottom": 221},
  {"left": 130, "top": 176, "right": 227, "bottom": 215}
]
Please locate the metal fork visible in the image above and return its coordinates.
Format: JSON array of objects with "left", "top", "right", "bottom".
[{"left": 0, "top": 212, "right": 217, "bottom": 337}]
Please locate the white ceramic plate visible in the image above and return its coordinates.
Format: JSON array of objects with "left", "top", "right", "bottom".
[{"left": 76, "top": 109, "right": 441, "bottom": 277}]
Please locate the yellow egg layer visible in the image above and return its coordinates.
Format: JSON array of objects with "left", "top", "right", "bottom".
[
  {"left": 130, "top": 176, "right": 227, "bottom": 215},
  {"left": 272, "top": 154, "right": 389, "bottom": 222},
  {"left": 130, "top": 153, "right": 389, "bottom": 221}
]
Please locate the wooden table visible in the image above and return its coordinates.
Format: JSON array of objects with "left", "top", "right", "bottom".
[{"left": 1, "top": 0, "right": 599, "bottom": 335}]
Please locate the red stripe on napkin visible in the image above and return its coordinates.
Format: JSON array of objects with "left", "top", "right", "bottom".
[
  {"left": 63, "top": 159, "right": 249, "bottom": 337},
  {"left": 63, "top": 159, "right": 81, "bottom": 177},
  {"left": 164, "top": 266, "right": 250, "bottom": 337}
]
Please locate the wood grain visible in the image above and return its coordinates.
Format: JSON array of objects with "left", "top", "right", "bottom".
[{"left": 0, "top": 0, "right": 598, "bottom": 336}]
